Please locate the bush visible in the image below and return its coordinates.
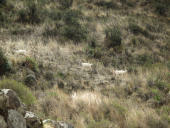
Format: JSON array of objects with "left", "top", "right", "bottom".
[
  {"left": 95, "top": 1, "right": 118, "bottom": 9},
  {"left": 59, "top": 0, "right": 73, "bottom": 9},
  {"left": 86, "top": 45, "right": 103, "bottom": 59},
  {"left": 22, "top": 57, "right": 39, "bottom": 72},
  {"left": 17, "top": 2, "right": 41, "bottom": 24},
  {"left": 0, "top": 0, "right": 6, "bottom": 5},
  {"left": 149, "top": 0, "right": 170, "bottom": 16},
  {"left": 24, "top": 74, "right": 37, "bottom": 87},
  {"left": 62, "top": 24, "right": 88, "bottom": 42},
  {"left": 129, "top": 23, "right": 153, "bottom": 39},
  {"left": 48, "top": 9, "right": 62, "bottom": 21},
  {"left": 62, "top": 9, "right": 88, "bottom": 42},
  {"left": 105, "top": 26, "right": 122, "bottom": 48},
  {"left": 151, "top": 89, "right": 163, "bottom": 103},
  {"left": 63, "top": 9, "right": 82, "bottom": 25},
  {"left": 129, "top": 23, "right": 144, "bottom": 35},
  {"left": 0, "top": 48, "right": 12, "bottom": 75},
  {"left": 0, "top": 12, "right": 5, "bottom": 23},
  {"left": 136, "top": 54, "right": 154, "bottom": 66},
  {"left": 0, "top": 79, "right": 36, "bottom": 105},
  {"left": 154, "top": 1, "right": 169, "bottom": 16}
]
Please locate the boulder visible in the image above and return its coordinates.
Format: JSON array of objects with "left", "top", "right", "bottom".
[
  {"left": 0, "top": 89, "right": 21, "bottom": 111},
  {"left": 43, "top": 119, "right": 74, "bottom": 128},
  {"left": 0, "top": 115, "right": 7, "bottom": 128},
  {"left": 24, "top": 111, "right": 43, "bottom": 128},
  {"left": 7, "top": 109, "right": 26, "bottom": 128}
]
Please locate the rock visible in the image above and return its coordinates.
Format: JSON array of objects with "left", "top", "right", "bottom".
[
  {"left": 0, "top": 89, "right": 21, "bottom": 111},
  {"left": 24, "top": 111, "right": 43, "bottom": 128},
  {"left": 0, "top": 115, "right": 7, "bottom": 128},
  {"left": 7, "top": 109, "right": 26, "bottom": 128},
  {"left": 43, "top": 119, "right": 74, "bottom": 128}
]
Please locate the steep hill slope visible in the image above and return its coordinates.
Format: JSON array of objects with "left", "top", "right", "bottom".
[{"left": 0, "top": 0, "right": 170, "bottom": 128}]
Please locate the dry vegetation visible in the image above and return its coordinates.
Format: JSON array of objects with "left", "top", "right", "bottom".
[{"left": 0, "top": 0, "right": 170, "bottom": 128}]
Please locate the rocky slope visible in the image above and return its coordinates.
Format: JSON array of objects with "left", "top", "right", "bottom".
[{"left": 0, "top": 89, "right": 74, "bottom": 128}]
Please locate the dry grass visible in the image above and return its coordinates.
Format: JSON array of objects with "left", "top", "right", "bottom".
[{"left": 0, "top": 0, "right": 170, "bottom": 127}]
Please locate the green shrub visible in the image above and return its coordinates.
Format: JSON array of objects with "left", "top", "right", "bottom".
[
  {"left": 63, "top": 9, "right": 82, "bottom": 25},
  {"left": 136, "top": 54, "right": 154, "bottom": 66},
  {"left": 43, "top": 26, "right": 59, "bottom": 38},
  {"left": 154, "top": 2, "right": 169, "bottom": 16},
  {"left": 0, "top": 48, "right": 12, "bottom": 75},
  {"left": 62, "top": 24, "right": 88, "bottom": 42},
  {"left": 22, "top": 57, "right": 39, "bottom": 72},
  {"left": 24, "top": 74, "right": 37, "bottom": 87},
  {"left": 95, "top": 0, "right": 118, "bottom": 9},
  {"left": 59, "top": 0, "right": 73, "bottom": 9},
  {"left": 129, "top": 23, "right": 144, "bottom": 35},
  {"left": 0, "top": 79, "right": 36, "bottom": 105},
  {"left": 48, "top": 9, "right": 62, "bottom": 21},
  {"left": 86, "top": 46, "right": 103, "bottom": 59},
  {"left": 0, "top": 0, "right": 6, "bottom": 5},
  {"left": 0, "top": 12, "right": 6, "bottom": 26},
  {"left": 151, "top": 89, "right": 163, "bottom": 102},
  {"left": 105, "top": 26, "right": 122, "bottom": 48},
  {"left": 17, "top": 2, "right": 41, "bottom": 24},
  {"left": 150, "top": 0, "right": 170, "bottom": 16},
  {"left": 129, "top": 23, "right": 154, "bottom": 39}
]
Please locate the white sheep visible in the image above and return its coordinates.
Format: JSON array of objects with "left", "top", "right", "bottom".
[
  {"left": 113, "top": 69, "right": 127, "bottom": 76},
  {"left": 81, "top": 63, "right": 93, "bottom": 70},
  {"left": 15, "top": 50, "right": 27, "bottom": 55}
]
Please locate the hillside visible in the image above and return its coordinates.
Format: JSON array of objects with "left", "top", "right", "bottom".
[{"left": 0, "top": 0, "right": 170, "bottom": 128}]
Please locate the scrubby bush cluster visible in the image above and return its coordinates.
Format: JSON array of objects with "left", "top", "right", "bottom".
[
  {"left": 43, "top": 9, "right": 88, "bottom": 43},
  {"left": 0, "top": 48, "right": 12, "bottom": 75},
  {"left": 17, "top": 2, "right": 41, "bottom": 24},
  {"left": 105, "top": 26, "right": 122, "bottom": 48},
  {"left": 151, "top": 0, "right": 170, "bottom": 16}
]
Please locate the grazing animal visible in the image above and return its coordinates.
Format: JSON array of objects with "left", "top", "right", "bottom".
[
  {"left": 81, "top": 63, "right": 93, "bottom": 70},
  {"left": 15, "top": 50, "right": 27, "bottom": 55},
  {"left": 113, "top": 69, "right": 127, "bottom": 76}
]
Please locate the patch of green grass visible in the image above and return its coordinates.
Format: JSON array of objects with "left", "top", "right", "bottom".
[
  {"left": 151, "top": 89, "right": 163, "bottom": 102},
  {"left": 0, "top": 79, "right": 36, "bottom": 105},
  {"left": 87, "top": 120, "right": 111, "bottom": 128}
]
